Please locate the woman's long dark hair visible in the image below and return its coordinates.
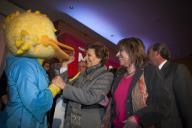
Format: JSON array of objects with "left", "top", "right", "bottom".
[{"left": 117, "top": 37, "right": 147, "bottom": 68}]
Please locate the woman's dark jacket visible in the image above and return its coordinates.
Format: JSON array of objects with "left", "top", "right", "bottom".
[{"left": 111, "top": 64, "right": 170, "bottom": 128}]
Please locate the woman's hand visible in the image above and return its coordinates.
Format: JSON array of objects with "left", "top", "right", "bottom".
[
  {"left": 52, "top": 76, "right": 65, "bottom": 90},
  {"left": 123, "top": 116, "right": 140, "bottom": 128},
  {"left": 128, "top": 116, "right": 139, "bottom": 124}
]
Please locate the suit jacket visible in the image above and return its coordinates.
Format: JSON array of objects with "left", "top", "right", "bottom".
[
  {"left": 160, "top": 61, "right": 192, "bottom": 128},
  {"left": 111, "top": 64, "right": 170, "bottom": 128}
]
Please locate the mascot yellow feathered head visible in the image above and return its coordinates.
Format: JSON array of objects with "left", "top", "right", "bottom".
[{"left": 1, "top": 10, "right": 74, "bottom": 61}]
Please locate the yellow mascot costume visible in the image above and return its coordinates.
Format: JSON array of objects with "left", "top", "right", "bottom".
[{"left": 0, "top": 10, "right": 74, "bottom": 128}]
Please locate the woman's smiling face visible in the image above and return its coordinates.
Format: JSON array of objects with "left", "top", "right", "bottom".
[
  {"left": 85, "top": 48, "right": 101, "bottom": 68},
  {"left": 116, "top": 48, "right": 131, "bottom": 68}
]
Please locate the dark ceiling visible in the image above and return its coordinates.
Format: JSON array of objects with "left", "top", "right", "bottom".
[{"left": 6, "top": 0, "right": 192, "bottom": 59}]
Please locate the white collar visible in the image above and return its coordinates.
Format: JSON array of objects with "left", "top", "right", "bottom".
[
  {"left": 60, "top": 67, "right": 68, "bottom": 74},
  {"left": 159, "top": 60, "right": 167, "bottom": 70}
]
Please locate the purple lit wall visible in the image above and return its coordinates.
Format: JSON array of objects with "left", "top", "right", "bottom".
[{"left": 6, "top": 0, "right": 192, "bottom": 58}]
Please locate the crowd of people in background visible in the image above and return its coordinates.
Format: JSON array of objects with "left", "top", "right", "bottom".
[{"left": 0, "top": 37, "right": 192, "bottom": 128}]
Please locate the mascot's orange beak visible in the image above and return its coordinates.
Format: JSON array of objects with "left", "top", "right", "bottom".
[{"left": 41, "top": 35, "right": 75, "bottom": 62}]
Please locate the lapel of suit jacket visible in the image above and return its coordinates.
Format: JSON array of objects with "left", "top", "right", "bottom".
[{"left": 160, "top": 61, "right": 171, "bottom": 77}]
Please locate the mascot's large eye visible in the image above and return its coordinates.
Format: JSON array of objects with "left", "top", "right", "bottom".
[
  {"left": 16, "top": 41, "right": 30, "bottom": 55},
  {"left": 15, "top": 30, "right": 32, "bottom": 55}
]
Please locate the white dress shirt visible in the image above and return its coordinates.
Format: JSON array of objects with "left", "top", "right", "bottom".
[{"left": 158, "top": 60, "right": 167, "bottom": 70}]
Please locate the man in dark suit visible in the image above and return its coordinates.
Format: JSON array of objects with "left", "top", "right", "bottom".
[{"left": 148, "top": 43, "right": 192, "bottom": 128}]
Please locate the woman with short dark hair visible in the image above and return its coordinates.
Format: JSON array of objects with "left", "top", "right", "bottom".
[{"left": 52, "top": 43, "right": 114, "bottom": 128}]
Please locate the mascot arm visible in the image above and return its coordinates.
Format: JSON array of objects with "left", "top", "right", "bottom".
[{"left": 48, "top": 84, "right": 61, "bottom": 97}]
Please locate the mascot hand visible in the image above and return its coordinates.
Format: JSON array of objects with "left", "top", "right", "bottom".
[{"left": 52, "top": 76, "right": 65, "bottom": 90}]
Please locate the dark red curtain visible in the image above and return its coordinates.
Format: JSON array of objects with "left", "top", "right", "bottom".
[{"left": 57, "top": 33, "right": 86, "bottom": 78}]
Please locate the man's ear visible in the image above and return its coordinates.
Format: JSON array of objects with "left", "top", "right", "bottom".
[{"left": 155, "top": 51, "right": 160, "bottom": 56}]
